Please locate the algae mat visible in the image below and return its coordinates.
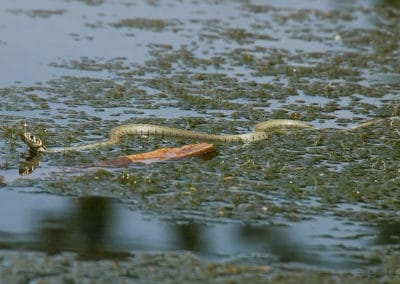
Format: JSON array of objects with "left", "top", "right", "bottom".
[{"left": 1, "top": 0, "right": 400, "bottom": 283}]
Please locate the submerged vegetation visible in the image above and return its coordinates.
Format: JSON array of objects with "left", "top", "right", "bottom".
[{"left": 1, "top": 0, "right": 400, "bottom": 282}]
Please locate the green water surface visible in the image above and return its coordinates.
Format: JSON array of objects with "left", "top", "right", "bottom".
[{"left": 1, "top": 0, "right": 400, "bottom": 283}]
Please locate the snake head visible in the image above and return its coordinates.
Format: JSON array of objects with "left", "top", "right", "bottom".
[{"left": 20, "top": 132, "right": 47, "bottom": 152}]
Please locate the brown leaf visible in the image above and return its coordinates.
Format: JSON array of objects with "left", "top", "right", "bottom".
[{"left": 98, "top": 143, "right": 215, "bottom": 167}]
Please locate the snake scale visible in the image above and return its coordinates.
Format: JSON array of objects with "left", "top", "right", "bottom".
[{"left": 20, "top": 118, "right": 388, "bottom": 153}]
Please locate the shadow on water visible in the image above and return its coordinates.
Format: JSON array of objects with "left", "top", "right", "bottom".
[
  {"left": 375, "top": 222, "right": 400, "bottom": 245},
  {"left": 373, "top": 0, "right": 400, "bottom": 8},
  {"left": 0, "top": 192, "right": 127, "bottom": 260},
  {"left": 0, "top": 189, "right": 396, "bottom": 269}
]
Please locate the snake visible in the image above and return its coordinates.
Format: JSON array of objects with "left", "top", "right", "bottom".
[{"left": 20, "top": 118, "right": 389, "bottom": 153}]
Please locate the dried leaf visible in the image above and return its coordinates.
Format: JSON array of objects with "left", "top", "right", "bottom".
[{"left": 98, "top": 143, "right": 215, "bottom": 167}]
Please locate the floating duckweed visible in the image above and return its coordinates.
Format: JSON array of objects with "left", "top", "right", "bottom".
[
  {"left": 111, "top": 18, "right": 173, "bottom": 31},
  {"left": 2, "top": 1, "right": 400, "bottom": 279}
]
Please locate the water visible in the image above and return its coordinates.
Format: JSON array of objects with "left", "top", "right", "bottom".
[
  {"left": 1, "top": 0, "right": 400, "bottom": 282},
  {"left": 0, "top": 189, "right": 378, "bottom": 269}
]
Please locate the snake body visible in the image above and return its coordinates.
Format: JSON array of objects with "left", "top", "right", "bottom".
[
  {"left": 21, "top": 117, "right": 392, "bottom": 153},
  {"left": 20, "top": 119, "right": 313, "bottom": 153}
]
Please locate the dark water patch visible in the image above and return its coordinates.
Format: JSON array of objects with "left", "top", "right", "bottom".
[{"left": 0, "top": 190, "right": 390, "bottom": 271}]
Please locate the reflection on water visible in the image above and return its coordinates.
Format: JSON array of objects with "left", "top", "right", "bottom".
[
  {"left": 375, "top": 222, "right": 400, "bottom": 245},
  {"left": 36, "top": 196, "right": 126, "bottom": 259},
  {"left": 0, "top": 189, "right": 395, "bottom": 269},
  {"left": 373, "top": 0, "right": 400, "bottom": 8}
]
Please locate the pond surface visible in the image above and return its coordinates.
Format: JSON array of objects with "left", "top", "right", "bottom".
[
  {"left": 0, "top": 189, "right": 381, "bottom": 269},
  {"left": 1, "top": 0, "right": 400, "bottom": 282}
]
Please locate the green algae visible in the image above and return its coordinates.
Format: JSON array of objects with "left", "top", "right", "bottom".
[
  {"left": 35, "top": 118, "right": 400, "bottom": 226},
  {"left": 111, "top": 18, "right": 177, "bottom": 31},
  {"left": 1, "top": 0, "right": 400, "bottom": 282},
  {"left": 9, "top": 9, "right": 66, "bottom": 18}
]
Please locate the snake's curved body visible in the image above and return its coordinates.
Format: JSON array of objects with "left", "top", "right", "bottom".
[
  {"left": 20, "top": 117, "right": 392, "bottom": 154},
  {"left": 21, "top": 119, "right": 313, "bottom": 153}
]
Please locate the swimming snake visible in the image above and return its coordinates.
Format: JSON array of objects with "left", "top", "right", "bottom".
[{"left": 20, "top": 118, "right": 387, "bottom": 153}]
